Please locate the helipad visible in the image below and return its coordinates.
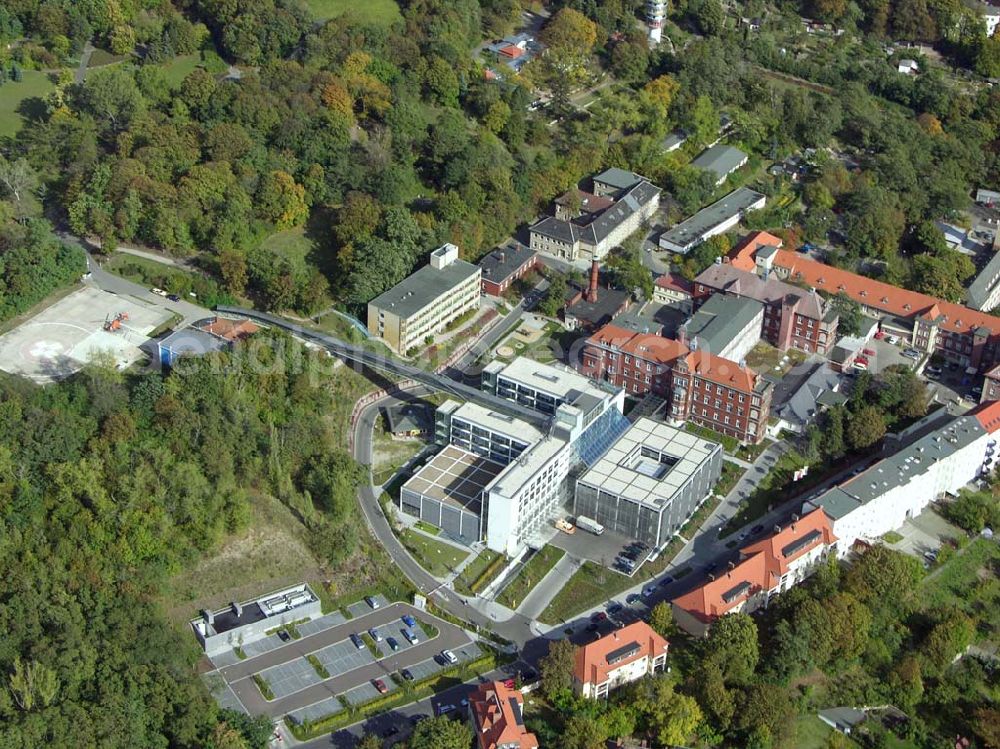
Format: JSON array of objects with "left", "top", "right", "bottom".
[{"left": 0, "top": 286, "right": 171, "bottom": 383}]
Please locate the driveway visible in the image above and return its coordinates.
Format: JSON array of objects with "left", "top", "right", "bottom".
[{"left": 883, "top": 507, "right": 964, "bottom": 560}]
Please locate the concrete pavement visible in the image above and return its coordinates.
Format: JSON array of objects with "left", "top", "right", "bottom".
[{"left": 516, "top": 553, "right": 581, "bottom": 621}]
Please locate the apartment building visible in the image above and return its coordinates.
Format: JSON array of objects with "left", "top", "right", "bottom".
[
  {"left": 367, "top": 244, "right": 481, "bottom": 354},
  {"left": 574, "top": 418, "right": 723, "bottom": 547},
  {"left": 580, "top": 324, "right": 773, "bottom": 444},
  {"left": 573, "top": 621, "right": 669, "bottom": 699},
  {"left": 803, "top": 401, "right": 1000, "bottom": 556},
  {"left": 672, "top": 508, "right": 837, "bottom": 636},
  {"left": 530, "top": 171, "right": 661, "bottom": 261},
  {"left": 731, "top": 231, "right": 1000, "bottom": 371},
  {"left": 469, "top": 681, "right": 539, "bottom": 749},
  {"left": 694, "top": 258, "right": 838, "bottom": 355}
]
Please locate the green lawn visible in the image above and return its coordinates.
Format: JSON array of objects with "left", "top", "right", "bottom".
[
  {"left": 262, "top": 226, "right": 316, "bottom": 265},
  {"left": 919, "top": 537, "right": 1000, "bottom": 621},
  {"left": 399, "top": 529, "right": 468, "bottom": 578},
  {"left": 453, "top": 549, "right": 504, "bottom": 596},
  {"left": 792, "top": 715, "right": 862, "bottom": 749},
  {"left": 304, "top": 0, "right": 402, "bottom": 24},
  {"left": 539, "top": 561, "right": 631, "bottom": 625},
  {"left": 0, "top": 70, "right": 57, "bottom": 138},
  {"left": 497, "top": 546, "right": 565, "bottom": 610},
  {"left": 158, "top": 50, "right": 228, "bottom": 87}
]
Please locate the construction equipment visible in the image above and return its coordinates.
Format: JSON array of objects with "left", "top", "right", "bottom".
[{"left": 103, "top": 311, "right": 130, "bottom": 332}]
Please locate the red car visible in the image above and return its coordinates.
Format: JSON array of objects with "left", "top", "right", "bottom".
[
  {"left": 862, "top": 347, "right": 876, "bottom": 356},
  {"left": 856, "top": 356, "right": 869, "bottom": 366},
  {"left": 874, "top": 331, "right": 885, "bottom": 340},
  {"left": 373, "top": 679, "right": 389, "bottom": 694},
  {"left": 502, "top": 678, "right": 516, "bottom": 689}
]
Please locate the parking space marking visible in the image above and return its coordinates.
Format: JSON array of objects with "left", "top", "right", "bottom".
[
  {"left": 346, "top": 595, "right": 388, "bottom": 619},
  {"left": 287, "top": 696, "right": 343, "bottom": 725},
  {"left": 210, "top": 649, "right": 242, "bottom": 668},
  {"left": 242, "top": 634, "right": 284, "bottom": 659},
  {"left": 257, "top": 658, "right": 324, "bottom": 700},
  {"left": 297, "top": 611, "right": 347, "bottom": 638},
  {"left": 312, "top": 638, "right": 375, "bottom": 677},
  {"left": 401, "top": 657, "right": 444, "bottom": 682},
  {"left": 380, "top": 621, "right": 427, "bottom": 655},
  {"left": 343, "top": 679, "right": 397, "bottom": 707}
]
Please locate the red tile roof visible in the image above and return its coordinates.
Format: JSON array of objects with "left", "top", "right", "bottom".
[
  {"left": 673, "top": 508, "right": 836, "bottom": 624},
  {"left": 573, "top": 621, "right": 668, "bottom": 688},
  {"left": 655, "top": 273, "right": 694, "bottom": 295},
  {"left": 739, "top": 507, "right": 837, "bottom": 580},
  {"left": 671, "top": 552, "right": 768, "bottom": 623},
  {"left": 469, "top": 681, "right": 538, "bottom": 749},
  {"left": 682, "top": 349, "right": 759, "bottom": 393},
  {"left": 731, "top": 232, "right": 1000, "bottom": 338},
  {"left": 969, "top": 399, "right": 1000, "bottom": 434},
  {"left": 201, "top": 317, "right": 260, "bottom": 342},
  {"left": 587, "top": 324, "right": 690, "bottom": 365}
]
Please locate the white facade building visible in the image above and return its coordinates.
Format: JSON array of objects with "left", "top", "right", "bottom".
[{"left": 804, "top": 404, "right": 1000, "bottom": 555}]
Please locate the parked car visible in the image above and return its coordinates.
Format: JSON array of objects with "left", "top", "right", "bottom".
[
  {"left": 350, "top": 633, "right": 365, "bottom": 650},
  {"left": 150, "top": 287, "right": 167, "bottom": 297},
  {"left": 373, "top": 679, "right": 389, "bottom": 694},
  {"left": 607, "top": 602, "right": 623, "bottom": 615},
  {"left": 626, "top": 593, "right": 642, "bottom": 605},
  {"left": 442, "top": 649, "right": 458, "bottom": 665},
  {"left": 642, "top": 584, "right": 657, "bottom": 597},
  {"left": 365, "top": 596, "right": 380, "bottom": 609},
  {"left": 886, "top": 334, "right": 900, "bottom": 345},
  {"left": 368, "top": 627, "right": 382, "bottom": 642},
  {"left": 591, "top": 611, "right": 608, "bottom": 623},
  {"left": 926, "top": 365, "right": 942, "bottom": 377},
  {"left": 503, "top": 678, "right": 516, "bottom": 688},
  {"left": 401, "top": 614, "right": 416, "bottom": 628},
  {"left": 403, "top": 628, "right": 419, "bottom": 644},
  {"left": 902, "top": 348, "right": 921, "bottom": 360},
  {"left": 862, "top": 347, "right": 876, "bottom": 356},
  {"left": 659, "top": 575, "right": 674, "bottom": 587},
  {"left": 401, "top": 669, "right": 415, "bottom": 681},
  {"left": 436, "top": 704, "right": 456, "bottom": 716},
  {"left": 276, "top": 630, "right": 291, "bottom": 642},
  {"left": 751, "top": 524, "right": 765, "bottom": 534},
  {"left": 386, "top": 636, "right": 399, "bottom": 651},
  {"left": 166, "top": 293, "right": 180, "bottom": 302},
  {"left": 874, "top": 330, "right": 885, "bottom": 340}
]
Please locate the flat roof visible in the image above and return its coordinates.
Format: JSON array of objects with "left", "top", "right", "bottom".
[
  {"left": 576, "top": 418, "right": 721, "bottom": 511},
  {"left": 368, "top": 258, "right": 480, "bottom": 319},
  {"left": 593, "top": 167, "right": 643, "bottom": 190},
  {"left": 492, "top": 357, "right": 616, "bottom": 409},
  {"left": 684, "top": 294, "right": 763, "bottom": 353},
  {"left": 450, "top": 400, "right": 545, "bottom": 444},
  {"left": 660, "top": 187, "right": 765, "bottom": 251},
  {"left": 402, "top": 445, "right": 505, "bottom": 514},
  {"left": 160, "top": 328, "right": 228, "bottom": 356},
  {"left": 489, "top": 430, "right": 569, "bottom": 499}
]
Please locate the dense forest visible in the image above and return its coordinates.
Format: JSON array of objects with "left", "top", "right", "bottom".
[{"left": 0, "top": 333, "right": 365, "bottom": 747}]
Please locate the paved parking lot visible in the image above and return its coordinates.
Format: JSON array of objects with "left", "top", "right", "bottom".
[
  {"left": 885, "top": 507, "right": 964, "bottom": 559},
  {"left": 312, "top": 639, "right": 375, "bottom": 677},
  {"left": 298, "top": 611, "right": 348, "bottom": 637},
  {"left": 549, "top": 525, "right": 646, "bottom": 571},
  {"left": 346, "top": 594, "right": 389, "bottom": 619},
  {"left": 343, "top": 679, "right": 398, "bottom": 706},
  {"left": 209, "top": 600, "right": 478, "bottom": 719},
  {"left": 259, "top": 657, "right": 324, "bottom": 699},
  {"left": 288, "top": 696, "right": 343, "bottom": 726}
]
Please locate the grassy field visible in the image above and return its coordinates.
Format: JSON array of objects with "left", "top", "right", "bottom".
[
  {"left": 919, "top": 537, "right": 1000, "bottom": 620},
  {"left": 453, "top": 549, "right": 504, "bottom": 596},
  {"left": 158, "top": 49, "right": 228, "bottom": 87},
  {"left": 792, "top": 715, "right": 862, "bottom": 749},
  {"left": 539, "top": 561, "right": 631, "bottom": 624},
  {"left": 0, "top": 70, "right": 57, "bottom": 138},
  {"left": 304, "top": 0, "right": 402, "bottom": 24},
  {"left": 497, "top": 546, "right": 565, "bottom": 610},
  {"left": 399, "top": 529, "right": 469, "bottom": 578},
  {"left": 262, "top": 226, "right": 317, "bottom": 265}
]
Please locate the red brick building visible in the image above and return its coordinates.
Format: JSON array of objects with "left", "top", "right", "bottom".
[
  {"left": 731, "top": 231, "right": 1000, "bottom": 371},
  {"left": 478, "top": 241, "right": 540, "bottom": 297},
  {"left": 468, "top": 680, "right": 538, "bottom": 749},
  {"left": 693, "top": 258, "right": 838, "bottom": 356},
  {"left": 580, "top": 324, "right": 773, "bottom": 443}
]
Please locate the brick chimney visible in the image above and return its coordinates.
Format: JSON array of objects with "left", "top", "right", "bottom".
[{"left": 587, "top": 258, "right": 599, "bottom": 303}]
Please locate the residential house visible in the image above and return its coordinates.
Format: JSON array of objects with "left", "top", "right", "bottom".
[
  {"left": 897, "top": 59, "right": 919, "bottom": 75},
  {"left": 672, "top": 508, "right": 837, "bottom": 636},
  {"left": 660, "top": 129, "right": 688, "bottom": 153},
  {"left": 771, "top": 361, "right": 846, "bottom": 434},
  {"left": 659, "top": 187, "right": 766, "bottom": 254},
  {"left": 367, "top": 244, "right": 481, "bottom": 355},
  {"left": 468, "top": 680, "right": 539, "bottom": 749},
  {"left": 479, "top": 241, "right": 540, "bottom": 297},
  {"left": 732, "top": 230, "right": 1000, "bottom": 371},
  {"left": 653, "top": 273, "right": 694, "bottom": 312},
  {"left": 573, "top": 621, "right": 669, "bottom": 698}
]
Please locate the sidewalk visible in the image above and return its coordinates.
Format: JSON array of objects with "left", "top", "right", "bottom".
[{"left": 516, "top": 553, "right": 582, "bottom": 621}]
